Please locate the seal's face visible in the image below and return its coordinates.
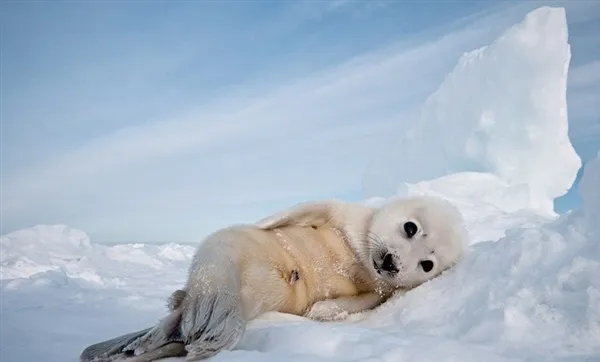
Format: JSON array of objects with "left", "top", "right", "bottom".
[{"left": 366, "top": 196, "right": 466, "bottom": 289}]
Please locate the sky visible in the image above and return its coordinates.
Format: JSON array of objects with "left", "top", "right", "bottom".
[{"left": 2, "top": 0, "right": 599, "bottom": 244}]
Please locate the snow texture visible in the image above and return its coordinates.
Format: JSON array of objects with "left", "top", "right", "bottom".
[
  {"left": 362, "top": 6, "right": 581, "bottom": 215},
  {"left": 2, "top": 6, "right": 598, "bottom": 362},
  {"left": 2, "top": 155, "right": 599, "bottom": 362}
]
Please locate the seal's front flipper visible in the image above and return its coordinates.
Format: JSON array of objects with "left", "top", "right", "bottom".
[
  {"left": 304, "top": 292, "right": 388, "bottom": 321},
  {"left": 79, "top": 327, "right": 152, "bottom": 362}
]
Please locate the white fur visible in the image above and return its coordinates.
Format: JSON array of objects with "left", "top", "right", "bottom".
[
  {"left": 257, "top": 195, "right": 467, "bottom": 290},
  {"left": 79, "top": 195, "right": 467, "bottom": 362},
  {"left": 364, "top": 196, "right": 468, "bottom": 289}
]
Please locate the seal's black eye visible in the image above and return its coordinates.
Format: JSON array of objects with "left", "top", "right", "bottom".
[
  {"left": 419, "top": 260, "right": 434, "bottom": 273},
  {"left": 404, "top": 221, "right": 418, "bottom": 238}
]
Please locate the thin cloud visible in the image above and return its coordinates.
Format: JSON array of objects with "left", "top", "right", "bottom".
[{"left": 569, "top": 61, "right": 600, "bottom": 88}]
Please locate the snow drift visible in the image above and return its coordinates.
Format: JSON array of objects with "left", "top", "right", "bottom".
[
  {"left": 1, "top": 6, "right": 598, "bottom": 362},
  {"left": 0, "top": 225, "right": 94, "bottom": 280},
  {"left": 362, "top": 6, "right": 581, "bottom": 215}
]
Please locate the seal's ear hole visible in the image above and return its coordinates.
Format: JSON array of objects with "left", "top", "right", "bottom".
[{"left": 311, "top": 225, "right": 318, "bottom": 229}]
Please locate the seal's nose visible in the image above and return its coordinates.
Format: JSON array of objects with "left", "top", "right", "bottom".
[{"left": 381, "top": 253, "right": 398, "bottom": 273}]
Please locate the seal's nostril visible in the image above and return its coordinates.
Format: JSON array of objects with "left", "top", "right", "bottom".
[{"left": 381, "top": 253, "right": 398, "bottom": 273}]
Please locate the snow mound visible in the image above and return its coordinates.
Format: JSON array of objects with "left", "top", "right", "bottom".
[
  {"left": 354, "top": 211, "right": 600, "bottom": 361},
  {"left": 358, "top": 154, "right": 600, "bottom": 361},
  {"left": 0, "top": 224, "right": 196, "bottom": 288},
  {"left": 362, "top": 6, "right": 581, "bottom": 214},
  {"left": 0, "top": 224, "right": 93, "bottom": 279},
  {"left": 403, "top": 172, "right": 554, "bottom": 243}
]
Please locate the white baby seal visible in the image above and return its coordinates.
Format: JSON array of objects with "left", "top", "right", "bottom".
[{"left": 80, "top": 195, "right": 467, "bottom": 362}]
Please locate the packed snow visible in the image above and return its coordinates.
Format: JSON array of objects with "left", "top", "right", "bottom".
[
  {"left": 2, "top": 6, "right": 599, "bottom": 362},
  {"left": 362, "top": 6, "right": 581, "bottom": 215}
]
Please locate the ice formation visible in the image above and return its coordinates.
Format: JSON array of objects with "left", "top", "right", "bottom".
[{"left": 362, "top": 6, "right": 581, "bottom": 215}]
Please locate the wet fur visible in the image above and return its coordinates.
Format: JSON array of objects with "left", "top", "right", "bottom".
[{"left": 79, "top": 195, "right": 467, "bottom": 361}]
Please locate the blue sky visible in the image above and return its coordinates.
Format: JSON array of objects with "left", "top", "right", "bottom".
[{"left": 2, "top": 0, "right": 599, "bottom": 243}]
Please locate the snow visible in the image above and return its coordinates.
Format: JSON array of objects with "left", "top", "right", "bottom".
[
  {"left": 3, "top": 155, "right": 599, "bottom": 361},
  {"left": 2, "top": 6, "right": 599, "bottom": 362},
  {"left": 401, "top": 172, "right": 555, "bottom": 244},
  {"left": 0, "top": 233, "right": 197, "bottom": 361},
  {"left": 362, "top": 6, "right": 581, "bottom": 215},
  {"left": 0, "top": 225, "right": 93, "bottom": 280}
]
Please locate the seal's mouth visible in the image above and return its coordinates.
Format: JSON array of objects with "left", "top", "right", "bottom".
[{"left": 373, "top": 259, "right": 380, "bottom": 274}]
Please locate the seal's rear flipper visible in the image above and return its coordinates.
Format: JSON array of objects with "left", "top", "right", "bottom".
[
  {"left": 81, "top": 299, "right": 187, "bottom": 362},
  {"left": 80, "top": 327, "right": 187, "bottom": 362},
  {"left": 80, "top": 328, "right": 153, "bottom": 362}
]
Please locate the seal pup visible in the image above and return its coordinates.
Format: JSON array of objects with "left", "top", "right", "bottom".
[{"left": 80, "top": 195, "right": 467, "bottom": 362}]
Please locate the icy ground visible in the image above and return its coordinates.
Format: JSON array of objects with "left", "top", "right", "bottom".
[
  {"left": 2, "top": 6, "right": 599, "bottom": 362},
  {"left": 2, "top": 155, "right": 599, "bottom": 362}
]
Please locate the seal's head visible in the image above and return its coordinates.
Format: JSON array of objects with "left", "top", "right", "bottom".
[{"left": 366, "top": 195, "right": 467, "bottom": 288}]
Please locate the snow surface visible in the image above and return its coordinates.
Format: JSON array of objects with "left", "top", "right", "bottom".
[
  {"left": 2, "top": 6, "right": 599, "bottom": 362},
  {"left": 362, "top": 6, "right": 581, "bottom": 215},
  {"left": 2, "top": 154, "right": 599, "bottom": 362}
]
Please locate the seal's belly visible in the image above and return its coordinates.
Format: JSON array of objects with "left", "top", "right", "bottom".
[
  {"left": 268, "top": 226, "right": 368, "bottom": 314},
  {"left": 226, "top": 224, "right": 371, "bottom": 318}
]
